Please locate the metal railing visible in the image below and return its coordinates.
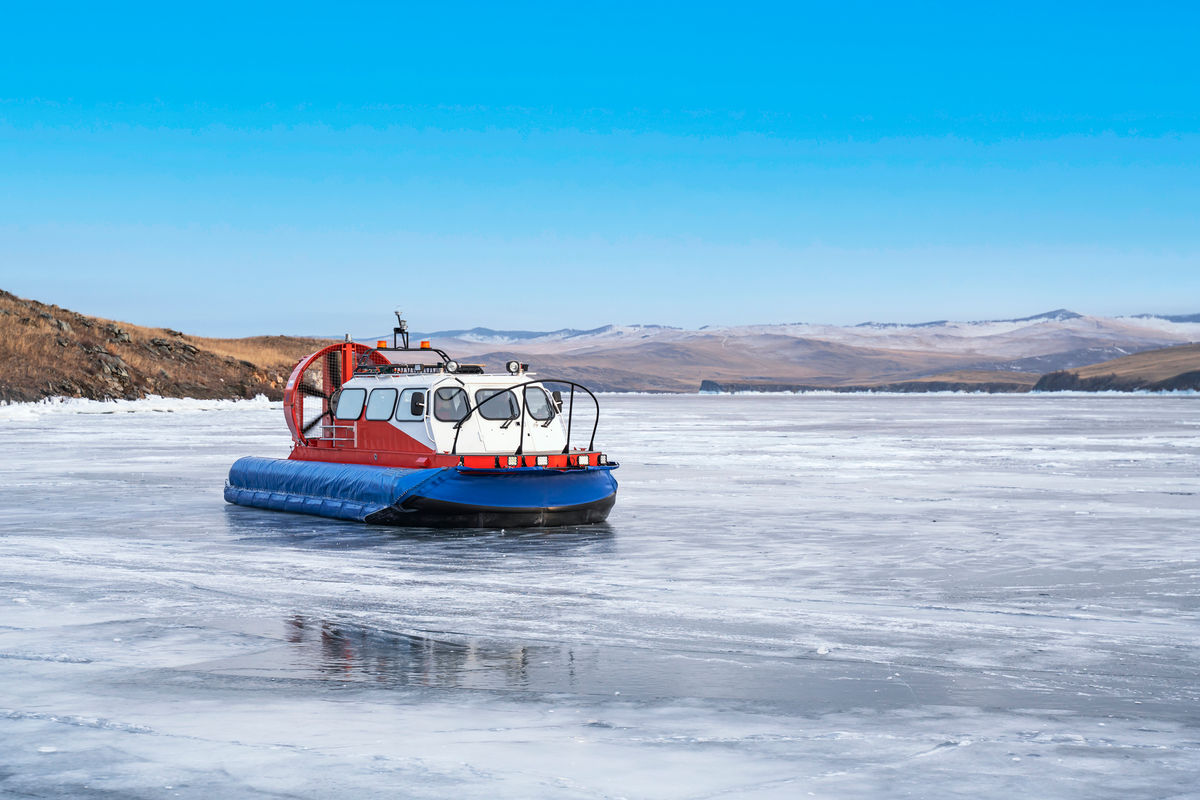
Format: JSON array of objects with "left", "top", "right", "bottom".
[
  {"left": 449, "top": 378, "right": 600, "bottom": 456},
  {"left": 319, "top": 423, "right": 357, "bottom": 447}
]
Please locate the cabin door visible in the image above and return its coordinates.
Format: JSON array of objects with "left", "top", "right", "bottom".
[
  {"left": 470, "top": 388, "right": 523, "bottom": 454},
  {"left": 430, "top": 385, "right": 486, "bottom": 453},
  {"left": 519, "top": 386, "right": 568, "bottom": 454}
]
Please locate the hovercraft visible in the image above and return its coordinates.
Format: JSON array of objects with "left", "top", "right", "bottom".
[{"left": 224, "top": 313, "right": 618, "bottom": 528}]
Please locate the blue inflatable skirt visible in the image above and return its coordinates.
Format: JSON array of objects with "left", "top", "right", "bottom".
[{"left": 224, "top": 456, "right": 618, "bottom": 528}]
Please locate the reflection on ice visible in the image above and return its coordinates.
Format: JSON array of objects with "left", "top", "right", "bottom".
[
  {"left": 265, "top": 615, "right": 592, "bottom": 691},
  {"left": 195, "top": 615, "right": 944, "bottom": 711}
]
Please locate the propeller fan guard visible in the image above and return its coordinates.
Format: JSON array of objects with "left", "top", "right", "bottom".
[{"left": 283, "top": 342, "right": 389, "bottom": 444}]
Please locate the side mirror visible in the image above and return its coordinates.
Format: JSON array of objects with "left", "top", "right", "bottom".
[
  {"left": 410, "top": 392, "right": 425, "bottom": 416},
  {"left": 551, "top": 390, "right": 564, "bottom": 412}
]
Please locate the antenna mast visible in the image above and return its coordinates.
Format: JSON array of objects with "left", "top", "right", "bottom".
[{"left": 393, "top": 310, "right": 409, "bottom": 349}]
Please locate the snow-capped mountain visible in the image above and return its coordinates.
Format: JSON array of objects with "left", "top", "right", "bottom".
[
  {"left": 370, "top": 311, "right": 1200, "bottom": 392},
  {"left": 428, "top": 311, "right": 1200, "bottom": 361},
  {"left": 410, "top": 324, "right": 682, "bottom": 346}
]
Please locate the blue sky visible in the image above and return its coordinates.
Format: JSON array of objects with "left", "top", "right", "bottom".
[{"left": 1, "top": 1, "right": 1198, "bottom": 336}]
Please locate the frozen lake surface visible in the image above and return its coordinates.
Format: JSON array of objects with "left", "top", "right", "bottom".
[{"left": 1, "top": 393, "right": 1199, "bottom": 799}]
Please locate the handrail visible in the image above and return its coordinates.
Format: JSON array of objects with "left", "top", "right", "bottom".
[{"left": 448, "top": 378, "right": 601, "bottom": 456}]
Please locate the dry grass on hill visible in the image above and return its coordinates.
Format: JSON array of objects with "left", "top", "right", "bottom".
[
  {"left": 903, "top": 370, "right": 1040, "bottom": 386},
  {"left": 465, "top": 335, "right": 983, "bottom": 392},
  {"left": 1034, "top": 343, "right": 1200, "bottom": 391},
  {"left": 1071, "top": 343, "right": 1200, "bottom": 381},
  {"left": 0, "top": 289, "right": 332, "bottom": 402}
]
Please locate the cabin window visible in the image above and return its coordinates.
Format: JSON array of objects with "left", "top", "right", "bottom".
[
  {"left": 433, "top": 387, "right": 469, "bottom": 422},
  {"left": 333, "top": 387, "right": 367, "bottom": 420},
  {"left": 474, "top": 388, "right": 519, "bottom": 420},
  {"left": 396, "top": 388, "right": 426, "bottom": 421},
  {"left": 365, "top": 388, "right": 398, "bottom": 421},
  {"left": 524, "top": 387, "right": 556, "bottom": 421}
]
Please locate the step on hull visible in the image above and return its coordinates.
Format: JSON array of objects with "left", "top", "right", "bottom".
[{"left": 224, "top": 456, "right": 618, "bottom": 529}]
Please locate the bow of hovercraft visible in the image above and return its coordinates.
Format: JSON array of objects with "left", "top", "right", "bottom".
[{"left": 224, "top": 315, "right": 619, "bottom": 528}]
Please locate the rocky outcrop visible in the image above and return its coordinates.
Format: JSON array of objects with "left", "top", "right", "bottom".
[
  {"left": 1034, "top": 370, "right": 1200, "bottom": 392},
  {"left": 0, "top": 289, "right": 317, "bottom": 403}
]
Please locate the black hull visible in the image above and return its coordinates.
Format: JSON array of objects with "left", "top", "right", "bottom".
[{"left": 364, "top": 492, "right": 617, "bottom": 528}]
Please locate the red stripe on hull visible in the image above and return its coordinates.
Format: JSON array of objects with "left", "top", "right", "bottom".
[{"left": 288, "top": 446, "right": 458, "bottom": 469}]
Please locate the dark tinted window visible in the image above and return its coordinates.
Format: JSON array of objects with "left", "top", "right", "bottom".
[
  {"left": 474, "top": 389, "right": 519, "bottom": 420},
  {"left": 433, "top": 387, "right": 469, "bottom": 422}
]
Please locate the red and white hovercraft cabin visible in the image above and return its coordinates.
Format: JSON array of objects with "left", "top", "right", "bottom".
[{"left": 224, "top": 314, "right": 618, "bottom": 527}]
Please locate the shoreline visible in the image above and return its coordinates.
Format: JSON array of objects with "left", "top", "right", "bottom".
[{"left": 2, "top": 388, "right": 1196, "bottom": 419}]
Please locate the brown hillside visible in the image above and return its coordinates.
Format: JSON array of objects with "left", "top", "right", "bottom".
[
  {"left": 699, "top": 368, "right": 1039, "bottom": 394},
  {"left": 0, "top": 289, "right": 331, "bottom": 403},
  {"left": 1034, "top": 343, "right": 1200, "bottom": 391},
  {"left": 464, "top": 334, "right": 984, "bottom": 392},
  {"left": 903, "top": 370, "right": 1040, "bottom": 386},
  {"left": 1071, "top": 343, "right": 1200, "bottom": 381}
]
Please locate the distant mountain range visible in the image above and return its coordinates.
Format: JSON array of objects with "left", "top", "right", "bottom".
[
  {"left": 1131, "top": 312, "right": 1200, "bottom": 324},
  {"left": 404, "top": 310, "right": 1200, "bottom": 392},
  {"left": 414, "top": 309, "right": 1198, "bottom": 351},
  {"left": 5, "top": 287, "right": 1198, "bottom": 402}
]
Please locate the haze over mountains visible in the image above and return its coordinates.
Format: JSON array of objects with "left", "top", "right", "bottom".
[{"left": 409, "top": 310, "right": 1200, "bottom": 392}]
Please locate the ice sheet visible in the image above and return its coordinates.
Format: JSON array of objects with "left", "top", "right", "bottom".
[{"left": 1, "top": 394, "right": 1199, "bottom": 798}]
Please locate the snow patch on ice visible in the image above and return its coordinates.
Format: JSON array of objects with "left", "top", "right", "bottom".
[
  {"left": 0, "top": 394, "right": 279, "bottom": 421},
  {"left": 703, "top": 389, "right": 1200, "bottom": 397}
]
